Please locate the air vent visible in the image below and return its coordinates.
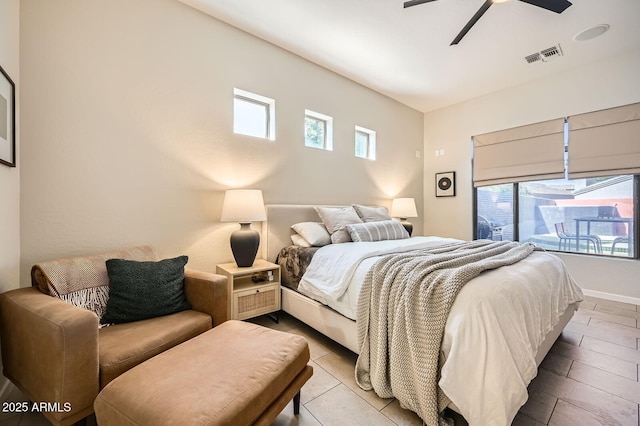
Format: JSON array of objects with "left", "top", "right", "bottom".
[
  {"left": 525, "top": 44, "right": 563, "bottom": 64},
  {"left": 525, "top": 53, "right": 542, "bottom": 64}
]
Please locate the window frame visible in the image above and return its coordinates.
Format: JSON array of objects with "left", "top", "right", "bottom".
[
  {"left": 233, "top": 88, "right": 275, "bottom": 141},
  {"left": 355, "top": 125, "right": 376, "bottom": 160},
  {"left": 304, "top": 109, "right": 333, "bottom": 151}
]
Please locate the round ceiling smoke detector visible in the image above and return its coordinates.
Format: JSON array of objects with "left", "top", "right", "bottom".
[{"left": 573, "top": 24, "right": 610, "bottom": 42}]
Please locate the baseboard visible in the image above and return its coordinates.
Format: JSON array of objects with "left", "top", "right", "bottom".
[{"left": 582, "top": 289, "right": 640, "bottom": 306}]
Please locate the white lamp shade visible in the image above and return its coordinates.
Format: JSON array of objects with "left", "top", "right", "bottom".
[
  {"left": 390, "top": 198, "right": 418, "bottom": 218},
  {"left": 220, "top": 189, "right": 267, "bottom": 223}
]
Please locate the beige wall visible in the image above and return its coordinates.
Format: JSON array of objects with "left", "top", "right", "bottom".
[
  {"left": 19, "top": 0, "right": 424, "bottom": 281},
  {"left": 0, "top": 0, "right": 20, "bottom": 401},
  {"left": 0, "top": 0, "right": 20, "bottom": 293},
  {"left": 423, "top": 49, "right": 640, "bottom": 301}
]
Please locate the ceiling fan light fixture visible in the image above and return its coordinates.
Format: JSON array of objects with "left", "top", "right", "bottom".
[{"left": 573, "top": 24, "right": 610, "bottom": 42}]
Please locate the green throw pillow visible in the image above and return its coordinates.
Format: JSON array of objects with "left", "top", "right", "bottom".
[{"left": 101, "top": 256, "right": 191, "bottom": 325}]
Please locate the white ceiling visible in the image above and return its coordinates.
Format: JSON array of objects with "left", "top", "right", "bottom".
[{"left": 180, "top": 0, "right": 640, "bottom": 112}]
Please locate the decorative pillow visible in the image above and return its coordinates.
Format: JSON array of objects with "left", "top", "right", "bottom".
[
  {"left": 100, "top": 256, "right": 191, "bottom": 325},
  {"left": 352, "top": 204, "right": 392, "bottom": 222},
  {"left": 314, "top": 206, "right": 364, "bottom": 244},
  {"left": 291, "top": 222, "right": 331, "bottom": 246},
  {"left": 345, "top": 220, "right": 409, "bottom": 242},
  {"left": 291, "top": 234, "right": 312, "bottom": 247}
]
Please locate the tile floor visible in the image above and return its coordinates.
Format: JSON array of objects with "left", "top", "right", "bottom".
[{"left": 1, "top": 295, "right": 639, "bottom": 425}]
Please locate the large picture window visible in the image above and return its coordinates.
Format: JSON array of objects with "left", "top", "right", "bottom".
[
  {"left": 476, "top": 177, "right": 636, "bottom": 257},
  {"left": 474, "top": 103, "right": 639, "bottom": 258}
]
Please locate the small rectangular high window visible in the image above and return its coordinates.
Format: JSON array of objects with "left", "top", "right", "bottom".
[
  {"left": 355, "top": 126, "right": 376, "bottom": 160},
  {"left": 233, "top": 88, "right": 275, "bottom": 140},
  {"left": 304, "top": 110, "right": 333, "bottom": 151}
]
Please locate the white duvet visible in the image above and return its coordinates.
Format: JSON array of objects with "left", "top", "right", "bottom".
[{"left": 297, "top": 236, "right": 583, "bottom": 425}]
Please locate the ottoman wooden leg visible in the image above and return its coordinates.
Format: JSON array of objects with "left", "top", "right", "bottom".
[{"left": 293, "top": 391, "right": 301, "bottom": 415}]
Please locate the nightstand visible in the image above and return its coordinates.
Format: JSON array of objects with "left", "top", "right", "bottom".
[{"left": 216, "top": 259, "right": 281, "bottom": 321}]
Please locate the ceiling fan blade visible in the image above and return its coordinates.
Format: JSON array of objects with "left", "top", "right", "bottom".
[
  {"left": 450, "top": 0, "right": 493, "bottom": 45},
  {"left": 403, "top": 0, "right": 438, "bottom": 8},
  {"left": 518, "top": 0, "right": 572, "bottom": 13}
]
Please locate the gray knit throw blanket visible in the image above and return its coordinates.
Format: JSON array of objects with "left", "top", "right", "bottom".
[{"left": 355, "top": 240, "right": 537, "bottom": 426}]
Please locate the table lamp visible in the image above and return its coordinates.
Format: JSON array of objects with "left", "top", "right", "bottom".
[
  {"left": 220, "top": 189, "right": 267, "bottom": 267},
  {"left": 391, "top": 197, "right": 418, "bottom": 236}
]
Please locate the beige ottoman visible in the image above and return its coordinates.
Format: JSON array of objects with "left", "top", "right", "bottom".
[{"left": 94, "top": 320, "right": 313, "bottom": 426}]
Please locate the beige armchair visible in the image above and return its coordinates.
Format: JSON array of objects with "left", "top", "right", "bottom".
[{"left": 0, "top": 247, "right": 228, "bottom": 426}]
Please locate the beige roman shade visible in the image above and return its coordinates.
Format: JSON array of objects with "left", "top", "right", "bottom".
[
  {"left": 473, "top": 118, "right": 566, "bottom": 187},
  {"left": 568, "top": 102, "right": 640, "bottom": 178}
]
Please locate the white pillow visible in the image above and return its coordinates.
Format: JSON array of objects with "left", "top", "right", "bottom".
[
  {"left": 291, "top": 222, "right": 331, "bottom": 247},
  {"left": 352, "top": 204, "right": 392, "bottom": 222},
  {"left": 290, "top": 234, "right": 312, "bottom": 247},
  {"left": 314, "top": 206, "right": 363, "bottom": 244},
  {"left": 345, "top": 220, "right": 409, "bottom": 242}
]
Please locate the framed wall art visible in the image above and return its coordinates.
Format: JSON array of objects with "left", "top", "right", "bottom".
[
  {"left": 435, "top": 171, "right": 456, "bottom": 197},
  {"left": 0, "top": 64, "right": 16, "bottom": 167}
]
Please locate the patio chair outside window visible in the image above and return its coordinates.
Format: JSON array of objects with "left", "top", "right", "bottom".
[
  {"left": 599, "top": 206, "right": 633, "bottom": 256},
  {"left": 554, "top": 222, "right": 602, "bottom": 253}
]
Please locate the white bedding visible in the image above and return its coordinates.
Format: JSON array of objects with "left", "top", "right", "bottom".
[
  {"left": 297, "top": 236, "right": 583, "bottom": 425},
  {"left": 298, "top": 236, "right": 461, "bottom": 319}
]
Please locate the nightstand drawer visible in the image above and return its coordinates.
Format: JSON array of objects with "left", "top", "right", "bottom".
[{"left": 233, "top": 283, "right": 280, "bottom": 320}]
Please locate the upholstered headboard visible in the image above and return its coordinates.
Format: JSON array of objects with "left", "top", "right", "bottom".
[{"left": 261, "top": 204, "right": 338, "bottom": 263}]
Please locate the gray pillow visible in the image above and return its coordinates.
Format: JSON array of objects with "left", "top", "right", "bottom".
[
  {"left": 101, "top": 256, "right": 191, "bottom": 325},
  {"left": 352, "top": 204, "right": 392, "bottom": 222},
  {"left": 314, "top": 206, "right": 363, "bottom": 243},
  {"left": 345, "top": 220, "right": 409, "bottom": 242}
]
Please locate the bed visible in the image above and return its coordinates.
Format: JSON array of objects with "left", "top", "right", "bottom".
[{"left": 261, "top": 204, "right": 583, "bottom": 425}]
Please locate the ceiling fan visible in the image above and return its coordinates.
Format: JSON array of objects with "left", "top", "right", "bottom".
[{"left": 404, "top": 0, "right": 572, "bottom": 46}]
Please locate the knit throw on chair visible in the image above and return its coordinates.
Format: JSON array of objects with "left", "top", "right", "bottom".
[{"left": 31, "top": 246, "right": 157, "bottom": 319}]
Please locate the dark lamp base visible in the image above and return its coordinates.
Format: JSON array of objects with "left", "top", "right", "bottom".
[
  {"left": 400, "top": 219, "right": 413, "bottom": 237},
  {"left": 230, "top": 223, "right": 260, "bottom": 267}
]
